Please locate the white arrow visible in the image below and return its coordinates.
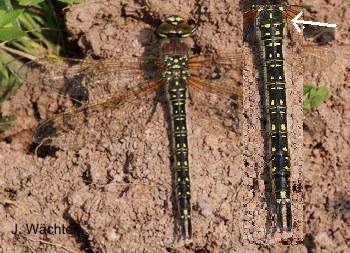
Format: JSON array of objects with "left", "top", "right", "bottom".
[{"left": 291, "top": 11, "right": 337, "bottom": 33}]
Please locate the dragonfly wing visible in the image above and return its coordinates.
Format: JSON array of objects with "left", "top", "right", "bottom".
[
  {"left": 187, "top": 59, "right": 242, "bottom": 133},
  {"left": 300, "top": 46, "right": 336, "bottom": 73},
  {"left": 188, "top": 76, "right": 242, "bottom": 100},
  {"left": 188, "top": 51, "right": 243, "bottom": 121},
  {"left": 189, "top": 51, "right": 243, "bottom": 70},
  {"left": 243, "top": 8, "right": 257, "bottom": 41},
  {"left": 61, "top": 56, "right": 162, "bottom": 78},
  {"left": 24, "top": 56, "right": 162, "bottom": 105},
  {"left": 33, "top": 79, "right": 163, "bottom": 150},
  {"left": 188, "top": 52, "right": 242, "bottom": 98},
  {"left": 283, "top": 5, "right": 303, "bottom": 20}
]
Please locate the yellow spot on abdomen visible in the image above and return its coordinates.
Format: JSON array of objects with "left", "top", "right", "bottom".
[
  {"left": 280, "top": 191, "right": 287, "bottom": 198},
  {"left": 281, "top": 124, "right": 286, "bottom": 131}
]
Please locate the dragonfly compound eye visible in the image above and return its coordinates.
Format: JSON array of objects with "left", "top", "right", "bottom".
[{"left": 156, "top": 15, "right": 192, "bottom": 38}]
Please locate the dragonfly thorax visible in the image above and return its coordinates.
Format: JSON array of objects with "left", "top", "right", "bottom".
[
  {"left": 161, "top": 39, "right": 190, "bottom": 57},
  {"left": 163, "top": 55, "right": 189, "bottom": 81}
]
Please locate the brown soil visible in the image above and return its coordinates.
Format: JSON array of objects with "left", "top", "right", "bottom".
[{"left": 0, "top": 0, "right": 349, "bottom": 252}]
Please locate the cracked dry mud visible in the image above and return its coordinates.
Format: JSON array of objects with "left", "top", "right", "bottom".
[{"left": 0, "top": 0, "right": 350, "bottom": 252}]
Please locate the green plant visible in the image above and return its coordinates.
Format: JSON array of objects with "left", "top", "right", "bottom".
[
  {"left": 0, "top": 0, "right": 80, "bottom": 130},
  {"left": 303, "top": 84, "right": 330, "bottom": 113}
]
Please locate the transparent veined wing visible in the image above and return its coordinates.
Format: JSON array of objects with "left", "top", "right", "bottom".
[
  {"left": 187, "top": 51, "right": 243, "bottom": 132},
  {"left": 28, "top": 50, "right": 243, "bottom": 151},
  {"left": 300, "top": 45, "right": 337, "bottom": 74},
  {"left": 33, "top": 78, "right": 163, "bottom": 149},
  {"left": 29, "top": 51, "right": 243, "bottom": 106},
  {"left": 34, "top": 44, "right": 340, "bottom": 151},
  {"left": 302, "top": 45, "right": 349, "bottom": 134}
]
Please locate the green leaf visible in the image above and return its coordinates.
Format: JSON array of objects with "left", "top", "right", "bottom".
[
  {"left": 0, "top": 76, "right": 20, "bottom": 101},
  {"left": 346, "top": 0, "right": 350, "bottom": 6},
  {"left": 0, "top": 27, "right": 26, "bottom": 41},
  {"left": 303, "top": 84, "right": 330, "bottom": 112},
  {"left": 18, "top": 0, "right": 46, "bottom": 6},
  {"left": 310, "top": 86, "right": 329, "bottom": 108},
  {"left": 0, "top": 115, "right": 16, "bottom": 131},
  {"left": 303, "top": 102, "right": 311, "bottom": 111},
  {"left": 57, "top": 0, "right": 81, "bottom": 3},
  {"left": 0, "top": 9, "right": 24, "bottom": 27},
  {"left": 0, "top": 0, "right": 12, "bottom": 10},
  {"left": 303, "top": 84, "right": 313, "bottom": 95}
]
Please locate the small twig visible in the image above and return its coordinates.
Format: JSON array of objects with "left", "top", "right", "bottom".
[
  {"left": 0, "top": 42, "right": 37, "bottom": 62},
  {"left": 21, "top": 235, "right": 78, "bottom": 253}
]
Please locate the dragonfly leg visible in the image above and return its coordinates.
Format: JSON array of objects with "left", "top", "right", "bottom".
[{"left": 146, "top": 89, "right": 163, "bottom": 124}]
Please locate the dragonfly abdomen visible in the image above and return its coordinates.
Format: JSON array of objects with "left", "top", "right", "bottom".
[
  {"left": 163, "top": 55, "right": 192, "bottom": 239},
  {"left": 256, "top": 5, "right": 293, "bottom": 231}
]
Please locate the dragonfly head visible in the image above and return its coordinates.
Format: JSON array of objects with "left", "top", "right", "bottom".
[{"left": 156, "top": 15, "right": 193, "bottom": 38}]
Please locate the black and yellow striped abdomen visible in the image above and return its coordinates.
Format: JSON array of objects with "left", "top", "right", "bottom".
[
  {"left": 163, "top": 55, "right": 192, "bottom": 238},
  {"left": 255, "top": 5, "right": 292, "bottom": 231}
]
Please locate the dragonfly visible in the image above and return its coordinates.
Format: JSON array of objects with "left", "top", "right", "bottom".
[
  {"left": 243, "top": 1, "right": 337, "bottom": 234},
  {"left": 2, "top": 0, "right": 337, "bottom": 241},
  {"left": 27, "top": 13, "right": 243, "bottom": 240}
]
